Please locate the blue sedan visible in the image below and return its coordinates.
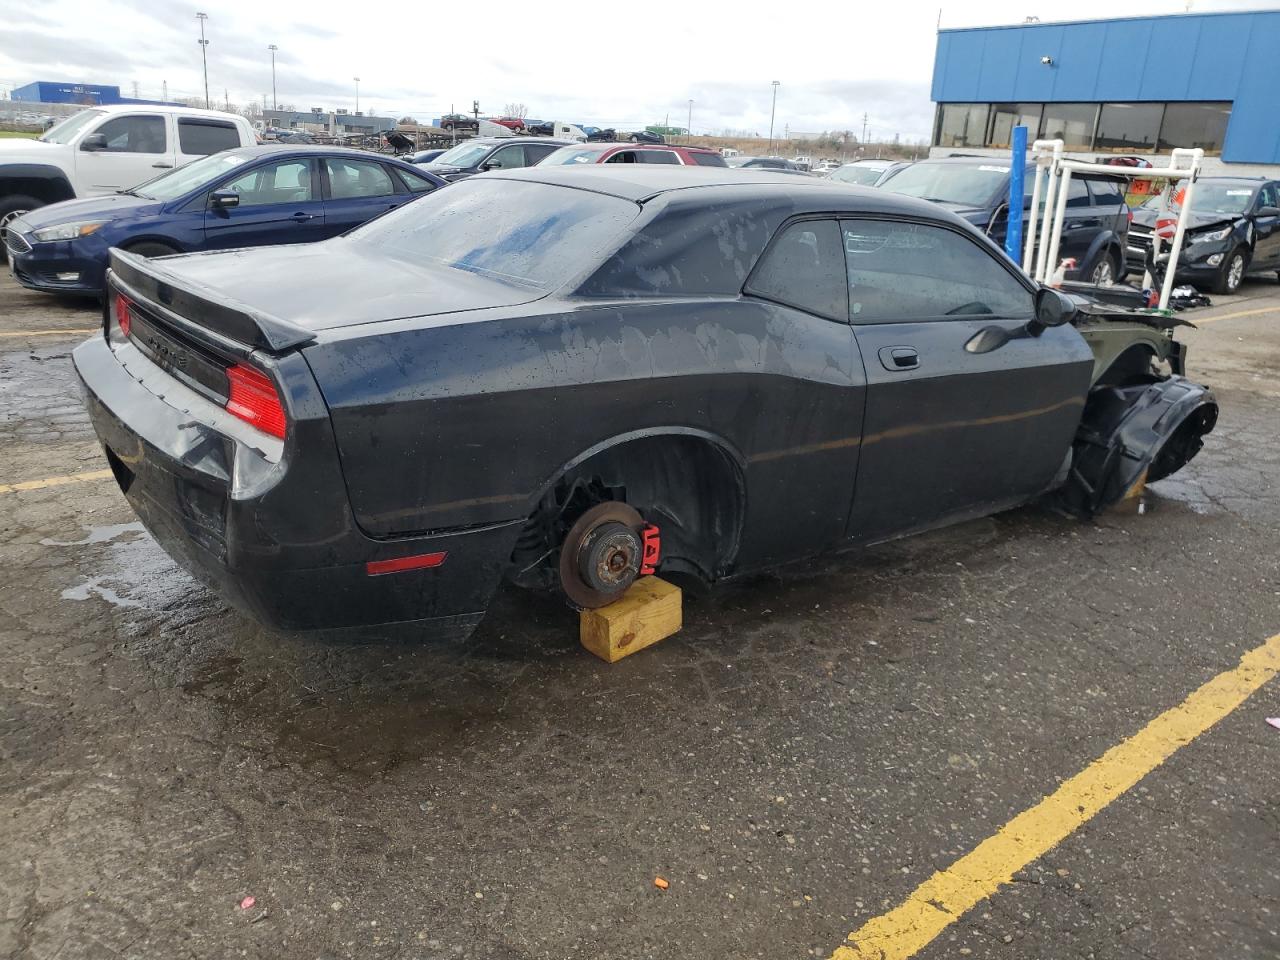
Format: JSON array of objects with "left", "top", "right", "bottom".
[{"left": 6, "top": 146, "right": 446, "bottom": 296}]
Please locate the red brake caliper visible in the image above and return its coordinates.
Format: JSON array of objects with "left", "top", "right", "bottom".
[{"left": 640, "top": 524, "right": 661, "bottom": 575}]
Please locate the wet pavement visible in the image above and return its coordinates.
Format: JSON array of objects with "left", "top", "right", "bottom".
[{"left": 1, "top": 270, "right": 1278, "bottom": 960}]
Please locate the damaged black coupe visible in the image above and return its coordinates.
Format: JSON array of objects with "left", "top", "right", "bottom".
[{"left": 73, "top": 167, "right": 1217, "bottom": 637}]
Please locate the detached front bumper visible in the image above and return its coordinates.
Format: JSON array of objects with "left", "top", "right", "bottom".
[{"left": 73, "top": 332, "right": 519, "bottom": 636}]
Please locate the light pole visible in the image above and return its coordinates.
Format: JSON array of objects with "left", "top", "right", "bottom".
[
  {"left": 768, "top": 80, "right": 779, "bottom": 153},
  {"left": 196, "top": 13, "right": 210, "bottom": 109},
  {"left": 687, "top": 99, "right": 693, "bottom": 141},
  {"left": 353, "top": 77, "right": 360, "bottom": 114},
  {"left": 268, "top": 44, "right": 278, "bottom": 110}
]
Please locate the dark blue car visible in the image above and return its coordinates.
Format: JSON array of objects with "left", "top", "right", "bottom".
[{"left": 6, "top": 146, "right": 445, "bottom": 296}]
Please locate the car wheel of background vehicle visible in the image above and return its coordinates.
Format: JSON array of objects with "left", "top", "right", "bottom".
[
  {"left": 125, "top": 241, "right": 180, "bottom": 259},
  {"left": 1214, "top": 247, "right": 1248, "bottom": 295},
  {"left": 0, "top": 194, "right": 42, "bottom": 261},
  {"left": 1090, "top": 250, "right": 1119, "bottom": 286}
]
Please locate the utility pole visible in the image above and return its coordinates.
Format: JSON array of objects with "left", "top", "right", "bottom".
[
  {"left": 268, "top": 45, "right": 278, "bottom": 109},
  {"left": 162, "top": 80, "right": 168, "bottom": 102},
  {"left": 768, "top": 80, "right": 780, "bottom": 153},
  {"left": 224, "top": 88, "right": 229, "bottom": 111},
  {"left": 132, "top": 81, "right": 139, "bottom": 98},
  {"left": 354, "top": 77, "right": 360, "bottom": 113},
  {"left": 472, "top": 99, "right": 480, "bottom": 121},
  {"left": 687, "top": 99, "right": 693, "bottom": 141},
  {"left": 861, "top": 111, "right": 869, "bottom": 145},
  {"left": 196, "top": 13, "right": 210, "bottom": 109}
]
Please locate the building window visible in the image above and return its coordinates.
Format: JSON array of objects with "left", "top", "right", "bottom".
[
  {"left": 935, "top": 103, "right": 990, "bottom": 148},
  {"left": 1038, "top": 103, "right": 1098, "bottom": 150},
  {"left": 1158, "top": 102, "right": 1230, "bottom": 153},
  {"left": 1094, "top": 103, "right": 1163, "bottom": 153},
  {"left": 988, "top": 103, "right": 1043, "bottom": 149}
]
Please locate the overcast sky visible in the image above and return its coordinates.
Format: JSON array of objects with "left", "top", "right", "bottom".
[{"left": 0, "top": 0, "right": 1269, "bottom": 140}]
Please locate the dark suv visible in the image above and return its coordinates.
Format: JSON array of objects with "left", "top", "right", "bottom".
[
  {"left": 883, "top": 157, "right": 1130, "bottom": 284},
  {"left": 1127, "top": 177, "right": 1280, "bottom": 294},
  {"left": 418, "top": 138, "right": 571, "bottom": 182}
]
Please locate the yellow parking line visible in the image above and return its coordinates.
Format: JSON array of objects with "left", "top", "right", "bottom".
[
  {"left": 0, "top": 328, "right": 97, "bottom": 338},
  {"left": 0, "top": 469, "right": 113, "bottom": 495},
  {"left": 1193, "top": 306, "right": 1277, "bottom": 326},
  {"left": 831, "top": 632, "right": 1280, "bottom": 960}
]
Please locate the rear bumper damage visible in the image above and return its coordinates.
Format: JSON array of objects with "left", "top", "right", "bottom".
[{"left": 1058, "top": 375, "right": 1218, "bottom": 516}]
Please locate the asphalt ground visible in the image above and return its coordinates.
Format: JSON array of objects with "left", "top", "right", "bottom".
[{"left": 1, "top": 267, "right": 1278, "bottom": 960}]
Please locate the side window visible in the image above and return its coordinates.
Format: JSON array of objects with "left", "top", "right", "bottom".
[
  {"left": 1087, "top": 178, "right": 1123, "bottom": 207},
  {"left": 1258, "top": 183, "right": 1279, "bottom": 209},
  {"left": 524, "top": 143, "right": 559, "bottom": 163},
  {"left": 94, "top": 115, "right": 166, "bottom": 153},
  {"left": 1066, "top": 178, "right": 1091, "bottom": 208},
  {"left": 841, "top": 220, "right": 1034, "bottom": 322},
  {"left": 221, "top": 160, "right": 314, "bottom": 207},
  {"left": 484, "top": 145, "right": 527, "bottom": 169},
  {"left": 325, "top": 158, "right": 395, "bottom": 199},
  {"left": 691, "top": 152, "right": 728, "bottom": 167},
  {"left": 393, "top": 167, "right": 437, "bottom": 194},
  {"left": 744, "top": 220, "right": 848, "bottom": 321},
  {"left": 638, "top": 150, "right": 679, "bottom": 164},
  {"left": 178, "top": 119, "right": 239, "bottom": 155},
  {"left": 605, "top": 150, "right": 638, "bottom": 164}
]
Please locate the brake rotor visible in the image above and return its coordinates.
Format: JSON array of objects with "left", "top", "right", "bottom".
[{"left": 558, "top": 501, "right": 645, "bottom": 609}]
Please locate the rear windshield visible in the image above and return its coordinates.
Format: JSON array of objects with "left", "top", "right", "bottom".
[
  {"left": 884, "top": 163, "right": 1008, "bottom": 206},
  {"left": 346, "top": 178, "right": 639, "bottom": 290},
  {"left": 830, "top": 164, "right": 885, "bottom": 185}
]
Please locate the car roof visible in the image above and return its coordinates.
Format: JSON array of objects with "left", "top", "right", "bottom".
[
  {"left": 216, "top": 145, "right": 417, "bottom": 162},
  {"left": 562, "top": 142, "right": 716, "bottom": 153},
  {"left": 483, "top": 165, "right": 954, "bottom": 214},
  {"left": 462, "top": 136, "right": 574, "bottom": 146},
  {"left": 79, "top": 103, "right": 246, "bottom": 123}
]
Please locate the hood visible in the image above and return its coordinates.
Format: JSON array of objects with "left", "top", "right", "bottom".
[
  {"left": 422, "top": 163, "right": 465, "bottom": 175},
  {"left": 925, "top": 200, "right": 991, "bottom": 225},
  {"left": 138, "top": 239, "right": 547, "bottom": 333},
  {"left": 21, "top": 192, "right": 159, "bottom": 230},
  {"left": 1131, "top": 208, "right": 1236, "bottom": 232},
  {"left": 0, "top": 136, "right": 62, "bottom": 162}
]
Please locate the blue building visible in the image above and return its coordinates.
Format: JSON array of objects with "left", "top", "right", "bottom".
[
  {"left": 930, "top": 10, "right": 1280, "bottom": 171},
  {"left": 11, "top": 81, "right": 178, "bottom": 107}
]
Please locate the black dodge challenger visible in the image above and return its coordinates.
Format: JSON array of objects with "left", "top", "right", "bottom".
[{"left": 73, "top": 167, "right": 1217, "bottom": 637}]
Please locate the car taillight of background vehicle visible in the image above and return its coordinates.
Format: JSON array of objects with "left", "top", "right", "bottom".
[{"left": 225, "top": 364, "right": 287, "bottom": 440}]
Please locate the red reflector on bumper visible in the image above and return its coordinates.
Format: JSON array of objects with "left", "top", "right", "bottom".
[
  {"left": 115, "top": 293, "right": 133, "bottom": 337},
  {"left": 365, "top": 551, "right": 448, "bottom": 576}
]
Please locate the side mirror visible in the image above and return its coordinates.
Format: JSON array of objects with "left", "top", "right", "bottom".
[
  {"left": 479, "top": 162, "right": 495, "bottom": 172},
  {"left": 209, "top": 189, "right": 240, "bottom": 210},
  {"left": 1034, "top": 287, "right": 1076, "bottom": 327},
  {"left": 80, "top": 133, "right": 108, "bottom": 152},
  {"left": 1259, "top": 205, "right": 1280, "bottom": 217}
]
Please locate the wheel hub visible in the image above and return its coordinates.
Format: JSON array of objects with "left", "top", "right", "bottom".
[{"left": 558, "top": 501, "right": 645, "bottom": 608}]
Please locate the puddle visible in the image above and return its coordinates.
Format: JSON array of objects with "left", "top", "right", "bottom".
[{"left": 52, "top": 523, "right": 202, "bottom": 612}]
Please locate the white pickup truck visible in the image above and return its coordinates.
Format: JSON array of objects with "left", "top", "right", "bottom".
[{"left": 0, "top": 104, "right": 256, "bottom": 238}]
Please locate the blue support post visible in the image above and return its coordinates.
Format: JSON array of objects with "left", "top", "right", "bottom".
[{"left": 1006, "top": 125, "right": 1027, "bottom": 263}]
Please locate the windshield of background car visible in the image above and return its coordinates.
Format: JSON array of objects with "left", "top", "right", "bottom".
[
  {"left": 39, "top": 109, "right": 105, "bottom": 143},
  {"left": 132, "top": 152, "right": 251, "bottom": 200},
  {"left": 1142, "top": 181, "right": 1256, "bottom": 216},
  {"left": 434, "top": 142, "right": 492, "bottom": 167},
  {"left": 831, "top": 165, "right": 885, "bottom": 185},
  {"left": 542, "top": 146, "right": 604, "bottom": 165},
  {"left": 347, "top": 178, "right": 639, "bottom": 290},
  {"left": 884, "top": 163, "right": 1007, "bottom": 206}
]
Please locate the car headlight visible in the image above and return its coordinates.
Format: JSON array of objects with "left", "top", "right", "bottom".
[
  {"left": 32, "top": 220, "right": 108, "bottom": 242},
  {"left": 1188, "top": 226, "right": 1232, "bottom": 244}
]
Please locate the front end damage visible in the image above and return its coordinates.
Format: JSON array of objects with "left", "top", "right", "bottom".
[{"left": 1057, "top": 301, "right": 1218, "bottom": 516}]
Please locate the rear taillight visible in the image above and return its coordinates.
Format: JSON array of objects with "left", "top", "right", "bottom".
[
  {"left": 115, "top": 292, "right": 133, "bottom": 337},
  {"left": 225, "top": 364, "right": 287, "bottom": 440}
]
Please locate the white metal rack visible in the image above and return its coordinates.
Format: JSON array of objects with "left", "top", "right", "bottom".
[{"left": 1021, "top": 139, "right": 1204, "bottom": 311}]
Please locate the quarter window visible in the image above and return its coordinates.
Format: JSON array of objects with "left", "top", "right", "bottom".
[
  {"left": 178, "top": 119, "right": 240, "bottom": 155},
  {"left": 325, "top": 158, "right": 395, "bottom": 198},
  {"left": 744, "top": 220, "right": 847, "bottom": 321},
  {"left": 638, "top": 150, "right": 679, "bottom": 164},
  {"left": 221, "top": 160, "right": 314, "bottom": 206},
  {"left": 94, "top": 115, "right": 166, "bottom": 153},
  {"left": 691, "top": 152, "right": 728, "bottom": 167},
  {"left": 841, "top": 220, "right": 1033, "bottom": 322},
  {"left": 393, "top": 167, "right": 437, "bottom": 194}
]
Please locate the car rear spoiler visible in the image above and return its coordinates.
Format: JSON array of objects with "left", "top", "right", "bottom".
[{"left": 107, "top": 248, "right": 317, "bottom": 353}]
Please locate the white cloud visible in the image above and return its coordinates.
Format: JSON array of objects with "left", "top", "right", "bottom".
[{"left": 0, "top": 0, "right": 1265, "bottom": 139}]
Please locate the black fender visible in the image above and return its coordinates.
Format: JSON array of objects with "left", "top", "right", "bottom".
[
  {"left": 1058, "top": 375, "right": 1218, "bottom": 516},
  {"left": 1079, "top": 230, "right": 1123, "bottom": 277},
  {"left": 0, "top": 163, "right": 76, "bottom": 203}
]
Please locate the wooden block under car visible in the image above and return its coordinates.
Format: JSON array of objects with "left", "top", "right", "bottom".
[{"left": 579, "top": 576, "right": 682, "bottom": 663}]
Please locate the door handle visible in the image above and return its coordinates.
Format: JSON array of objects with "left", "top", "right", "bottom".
[
  {"left": 290, "top": 212, "right": 316, "bottom": 221},
  {"left": 151, "top": 162, "right": 173, "bottom": 169},
  {"left": 878, "top": 346, "right": 919, "bottom": 372}
]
